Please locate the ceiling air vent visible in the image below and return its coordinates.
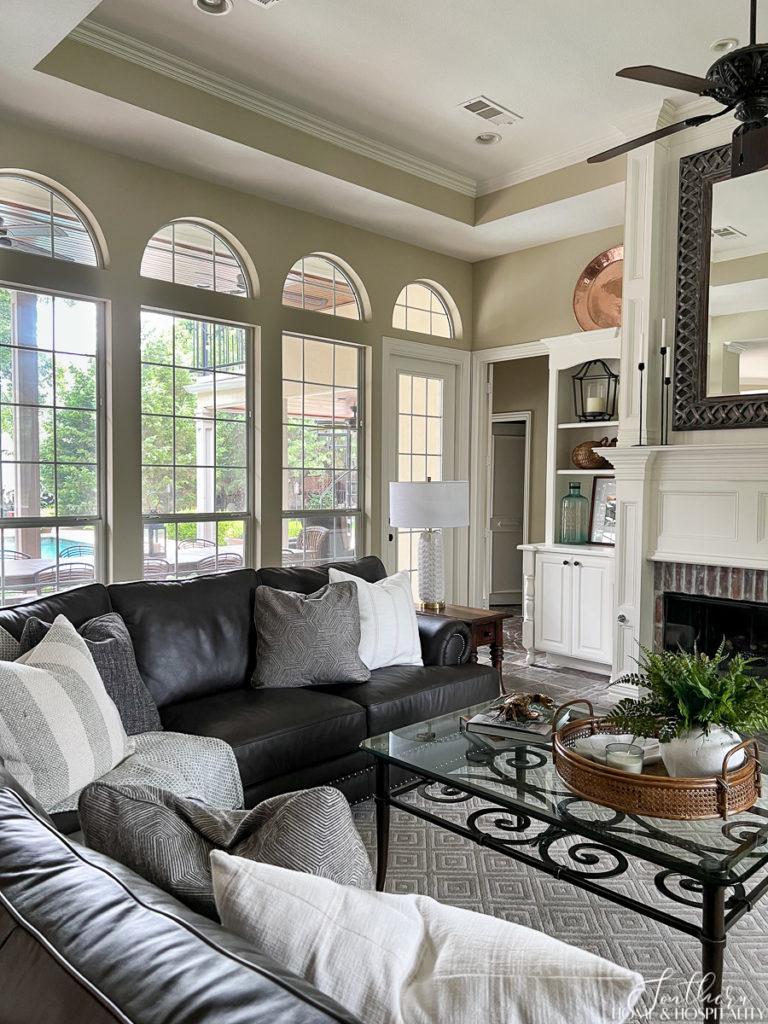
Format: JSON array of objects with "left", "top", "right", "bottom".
[
  {"left": 460, "top": 95, "right": 523, "bottom": 128},
  {"left": 712, "top": 225, "right": 748, "bottom": 239}
]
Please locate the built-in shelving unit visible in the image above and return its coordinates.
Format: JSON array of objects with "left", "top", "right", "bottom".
[{"left": 557, "top": 420, "right": 619, "bottom": 430}]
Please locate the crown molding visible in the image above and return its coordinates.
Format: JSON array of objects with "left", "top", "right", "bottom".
[{"left": 69, "top": 21, "right": 478, "bottom": 198}]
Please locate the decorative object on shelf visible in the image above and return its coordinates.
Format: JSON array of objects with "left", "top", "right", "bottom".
[
  {"left": 588, "top": 476, "right": 617, "bottom": 545},
  {"left": 560, "top": 482, "right": 589, "bottom": 544},
  {"left": 572, "top": 246, "right": 624, "bottom": 330},
  {"left": 659, "top": 318, "right": 670, "bottom": 445},
  {"left": 636, "top": 361, "right": 645, "bottom": 446},
  {"left": 570, "top": 436, "right": 617, "bottom": 470},
  {"left": 571, "top": 359, "right": 619, "bottom": 422},
  {"left": 553, "top": 709, "right": 761, "bottom": 820},
  {"left": 389, "top": 480, "right": 469, "bottom": 612},
  {"left": 461, "top": 693, "right": 573, "bottom": 745},
  {"left": 606, "top": 643, "right": 768, "bottom": 777}
]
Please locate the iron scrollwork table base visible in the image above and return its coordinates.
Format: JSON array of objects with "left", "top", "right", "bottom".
[{"left": 371, "top": 740, "right": 768, "bottom": 1024}]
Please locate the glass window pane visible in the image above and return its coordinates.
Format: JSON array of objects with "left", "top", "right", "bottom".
[
  {"left": 283, "top": 380, "right": 302, "bottom": 424},
  {"left": 141, "top": 221, "right": 249, "bottom": 296},
  {"left": 55, "top": 354, "right": 96, "bottom": 409},
  {"left": 406, "top": 283, "right": 432, "bottom": 310},
  {"left": 2, "top": 462, "right": 53, "bottom": 518},
  {"left": 216, "top": 419, "right": 247, "bottom": 468},
  {"left": 412, "top": 376, "right": 427, "bottom": 415},
  {"left": 0, "top": 175, "right": 98, "bottom": 268},
  {"left": 215, "top": 372, "right": 246, "bottom": 418},
  {"left": 216, "top": 468, "right": 247, "bottom": 513},
  {"left": 334, "top": 344, "right": 358, "bottom": 387},
  {"left": 142, "top": 415, "right": 173, "bottom": 465},
  {"left": 392, "top": 283, "right": 454, "bottom": 338},
  {"left": 2, "top": 349, "right": 54, "bottom": 406},
  {"left": 141, "top": 364, "right": 174, "bottom": 415},
  {"left": 304, "top": 340, "right": 334, "bottom": 384},
  {"left": 175, "top": 368, "right": 214, "bottom": 418},
  {"left": 281, "top": 256, "right": 360, "bottom": 319},
  {"left": 56, "top": 464, "right": 97, "bottom": 516},
  {"left": 282, "top": 335, "right": 303, "bottom": 380},
  {"left": 408, "top": 307, "right": 431, "bottom": 335},
  {"left": 54, "top": 298, "right": 98, "bottom": 355},
  {"left": 412, "top": 416, "right": 426, "bottom": 454},
  {"left": 55, "top": 410, "right": 97, "bottom": 463},
  {"left": 141, "top": 312, "right": 174, "bottom": 363},
  {"left": 143, "top": 466, "right": 173, "bottom": 515},
  {"left": 281, "top": 514, "right": 358, "bottom": 566},
  {"left": 427, "top": 378, "right": 443, "bottom": 416}
]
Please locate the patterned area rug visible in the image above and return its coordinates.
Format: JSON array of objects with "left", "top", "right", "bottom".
[{"left": 352, "top": 792, "right": 768, "bottom": 1022}]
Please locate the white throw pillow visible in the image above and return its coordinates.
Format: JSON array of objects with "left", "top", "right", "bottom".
[
  {"left": 211, "top": 854, "right": 645, "bottom": 1024},
  {"left": 0, "top": 615, "right": 133, "bottom": 810},
  {"left": 328, "top": 568, "right": 422, "bottom": 671}
]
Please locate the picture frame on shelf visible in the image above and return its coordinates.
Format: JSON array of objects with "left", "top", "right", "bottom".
[{"left": 589, "top": 476, "right": 616, "bottom": 545}]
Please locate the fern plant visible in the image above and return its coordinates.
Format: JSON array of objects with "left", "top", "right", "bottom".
[{"left": 606, "top": 642, "right": 768, "bottom": 742}]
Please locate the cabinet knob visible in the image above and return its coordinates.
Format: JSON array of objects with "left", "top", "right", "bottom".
[
  {"left": 573, "top": 560, "right": 581, "bottom": 567},
  {"left": 617, "top": 613, "right": 628, "bottom": 624},
  {"left": 562, "top": 559, "right": 570, "bottom": 566}
]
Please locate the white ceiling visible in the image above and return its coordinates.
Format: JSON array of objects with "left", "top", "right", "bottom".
[
  {"left": 0, "top": 0, "right": 752, "bottom": 260},
  {"left": 90, "top": 0, "right": 749, "bottom": 189}
]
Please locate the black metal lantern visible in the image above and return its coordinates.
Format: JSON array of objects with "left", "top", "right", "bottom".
[{"left": 572, "top": 359, "right": 619, "bottom": 422}]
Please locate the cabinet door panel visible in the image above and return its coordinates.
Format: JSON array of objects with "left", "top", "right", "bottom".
[
  {"left": 571, "top": 556, "right": 613, "bottom": 664},
  {"left": 534, "top": 555, "right": 571, "bottom": 655}
]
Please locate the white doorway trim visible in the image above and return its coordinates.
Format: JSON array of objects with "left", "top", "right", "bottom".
[
  {"left": 487, "top": 411, "right": 532, "bottom": 606},
  {"left": 469, "top": 341, "right": 547, "bottom": 607},
  {"left": 381, "top": 337, "right": 471, "bottom": 603}
]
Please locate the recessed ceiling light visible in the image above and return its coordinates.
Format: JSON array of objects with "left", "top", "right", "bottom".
[
  {"left": 193, "top": 0, "right": 233, "bottom": 15},
  {"left": 476, "top": 132, "right": 502, "bottom": 146},
  {"left": 710, "top": 37, "right": 739, "bottom": 53}
]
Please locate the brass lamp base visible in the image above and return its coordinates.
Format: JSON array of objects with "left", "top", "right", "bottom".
[{"left": 420, "top": 600, "right": 445, "bottom": 612}]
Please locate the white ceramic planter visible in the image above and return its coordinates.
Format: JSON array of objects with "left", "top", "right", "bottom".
[{"left": 660, "top": 726, "right": 744, "bottom": 778}]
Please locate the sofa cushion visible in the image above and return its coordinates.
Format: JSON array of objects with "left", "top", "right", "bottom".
[
  {"left": 317, "top": 663, "right": 501, "bottom": 735},
  {"left": 79, "top": 782, "right": 373, "bottom": 919},
  {"left": 108, "top": 569, "right": 258, "bottom": 707},
  {"left": 0, "top": 582, "right": 112, "bottom": 640},
  {"left": 19, "top": 612, "right": 162, "bottom": 735},
  {"left": 161, "top": 688, "right": 367, "bottom": 788},
  {"left": 255, "top": 555, "right": 386, "bottom": 596},
  {"left": 0, "top": 789, "right": 361, "bottom": 1024}
]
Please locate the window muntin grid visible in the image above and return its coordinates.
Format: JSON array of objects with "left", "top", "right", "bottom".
[
  {"left": 141, "top": 221, "right": 250, "bottom": 297},
  {"left": 0, "top": 286, "right": 103, "bottom": 605},
  {"left": 395, "top": 371, "right": 444, "bottom": 593},
  {"left": 140, "top": 310, "right": 251, "bottom": 579},
  {"left": 282, "top": 255, "right": 361, "bottom": 319},
  {"left": 393, "top": 282, "right": 453, "bottom": 339},
  {"left": 281, "top": 333, "right": 363, "bottom": 566},
  {"left": 0, "top": 174, "right": 99, "bottom": 267}
]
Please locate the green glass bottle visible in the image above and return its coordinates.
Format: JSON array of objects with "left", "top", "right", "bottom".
[{"left": 560, "top": 482, "right": 589, "bottom": 544}]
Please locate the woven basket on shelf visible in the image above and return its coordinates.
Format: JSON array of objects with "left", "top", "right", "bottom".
[
  {"left": 571, "top": 436, "right": 617, "bottom": 470},
  {"left": 552, "top": 704, "right": 762, "bottom": 821}
]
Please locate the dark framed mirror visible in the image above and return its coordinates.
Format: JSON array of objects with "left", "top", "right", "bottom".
[{"left": 674, "top": 144, "right": 768, "bottom": 429}]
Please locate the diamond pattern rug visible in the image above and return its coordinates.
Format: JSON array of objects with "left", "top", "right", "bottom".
[{"left": 352, "top": 792, "right": 768, "bottom": 1021}]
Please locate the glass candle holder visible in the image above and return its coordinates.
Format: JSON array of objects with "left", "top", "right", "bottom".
[{"left": 605, "top": 742, "right": 644, "bottom": 774}]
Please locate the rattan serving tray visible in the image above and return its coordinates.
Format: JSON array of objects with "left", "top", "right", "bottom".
[{"left": 552, "top": 704, "right": 762, "bottom": 821}]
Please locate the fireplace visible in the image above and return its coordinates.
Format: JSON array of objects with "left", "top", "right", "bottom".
[{"left": 654, "top": 561, "right": 768, "bottom": 674}]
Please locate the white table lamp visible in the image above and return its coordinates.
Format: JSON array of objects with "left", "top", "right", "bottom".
[{"left": 389, "top": 480, "right": 469, "bottom": 610}]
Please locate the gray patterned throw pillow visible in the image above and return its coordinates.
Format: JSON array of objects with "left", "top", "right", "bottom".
[
  {"left": 252, "top": 582, "right": 370, "bottom": 687},
  {"left": 19, "top": 613, "right": 162, "bottom": 735},
  {"left": 79, "top": 783, "right": 374, "bottom": 918}
]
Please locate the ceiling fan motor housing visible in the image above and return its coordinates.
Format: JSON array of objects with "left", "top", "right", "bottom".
[{"left": 708, "top": 44, "right": 768, "bottom": 123}]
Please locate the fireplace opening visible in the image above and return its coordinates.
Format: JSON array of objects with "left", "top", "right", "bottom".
[{"left": 663, "top": 592, "right": 768, "bottom": 674}]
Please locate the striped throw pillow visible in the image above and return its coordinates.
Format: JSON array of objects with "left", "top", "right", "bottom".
[{"left": 0, "top": 615, "right": 133, "bottom": 811}]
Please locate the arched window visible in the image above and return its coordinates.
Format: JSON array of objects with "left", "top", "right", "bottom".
[
  {"left": 0, "top": 173, "right": 100, "bottom": 267},
  {"left": 141, "top": 219, "right": 252, "bottom": 296},
  {"left": 393, "top": 281, "right": 455, "bottom": 339},
  {"left": 282, "top": 254, "right": 362, "bottom": 319}
]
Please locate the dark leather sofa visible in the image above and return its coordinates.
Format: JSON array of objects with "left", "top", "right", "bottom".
[
  {"left": 0, "top": 555, "right": 500, "bottom": 829},
  {"left": 0, "top": 784, "right": 362, "bottom": 1024}
]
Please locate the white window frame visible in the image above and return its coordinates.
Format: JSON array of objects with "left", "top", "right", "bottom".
[
  {"left": 140, "top": 306, "right": 256, "bottom": 578},
  {"left": 0, "top": 281, "right": 106, "bottom": 603},
  {"left": 281, "top": 332, "right": 366, "bottom": 566}
]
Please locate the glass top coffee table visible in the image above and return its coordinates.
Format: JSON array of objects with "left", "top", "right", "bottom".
[{"left": 361, "top": 701, "right": 768, "bottom": 1023}]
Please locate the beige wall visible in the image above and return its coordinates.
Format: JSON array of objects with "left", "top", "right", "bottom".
[
  {"left": 0, "top": 116, "right": 473, "bottom": 581},
  {"left": 491, "top": 356, "right": 548, "bottom": 543},
  {"left": 472, "top": 225, "right": 624, "bottom": 349}
]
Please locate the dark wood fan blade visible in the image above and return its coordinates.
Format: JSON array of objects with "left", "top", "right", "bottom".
[
  {"left": 617, "top": 65, "right": 713, "bottom": 95},
  {"left": 732, "top": 121, "right": 768, "bottom": 177},
  {"left": 587, "top": 119, "right": 703, "bottom": 164}
]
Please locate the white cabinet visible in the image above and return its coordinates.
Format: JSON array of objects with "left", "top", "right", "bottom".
[{"left": 526, "top": 545, "right": 613, "bottom": 672}]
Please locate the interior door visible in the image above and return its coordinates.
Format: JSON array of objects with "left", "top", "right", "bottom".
[
  {"left": 489, "top": 424, "right": 525, "bottom": 604},
  {"left": 384, "top": 355, "right": 457, "bottom": 600}
]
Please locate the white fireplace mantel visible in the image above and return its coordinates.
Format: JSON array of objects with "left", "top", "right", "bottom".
[{"left": 599, "top": 442, "right": 768, "bottom": 680}]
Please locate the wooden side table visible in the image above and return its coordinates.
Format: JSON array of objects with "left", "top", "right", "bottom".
[{"left": 419, "top": 604, "right": 507, "bottom": 692}]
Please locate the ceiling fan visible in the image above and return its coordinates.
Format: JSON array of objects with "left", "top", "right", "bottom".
[
  {"left": 589, "top": 0, "right": 768, "bottom": 176},
  {"left": 0, "top": 215, "right": 70, "bottom": 257}
]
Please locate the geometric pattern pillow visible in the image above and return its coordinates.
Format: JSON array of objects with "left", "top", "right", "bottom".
[
  {"left": 0, "top": 624, "right": 20, "bottom": 662},
  {"left": 19, "top": 613, "right": 162, "bottom": 735},
  {"left": 253, "top": 582, "right": 370, "bottom": 688},
  {"left": 78, "top": 783, "right": 374, "bottom": 919},
  {"left": 0, "top": 616, "right": 134, "bottom": 810}
]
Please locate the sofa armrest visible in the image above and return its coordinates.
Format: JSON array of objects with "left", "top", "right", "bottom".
[{"left": 416, "top": 614, "right": 471, "bottom": 667}]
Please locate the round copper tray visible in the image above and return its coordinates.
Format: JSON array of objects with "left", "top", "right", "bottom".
[
  {"left": 552, "top": 704, "right": 761, "bottom": 821},
  {"left": 573, "top": 245, "right": 624, "bottom": 331}
]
